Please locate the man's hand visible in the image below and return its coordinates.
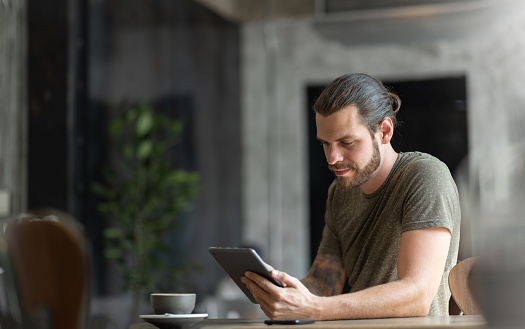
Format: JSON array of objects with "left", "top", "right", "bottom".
[{"left": 241, "top": 269, "right": 321, "bottom": 320}]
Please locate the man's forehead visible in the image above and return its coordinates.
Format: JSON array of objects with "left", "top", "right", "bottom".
[
  {"left": 316, "top": 106, "right": 367, "bottom": 138},
  {"left": 315, "top": 105, "right": 361, "bottom": 123}
]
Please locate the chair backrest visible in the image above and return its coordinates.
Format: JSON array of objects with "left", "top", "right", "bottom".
[
  {"left": 0, "top": 234, "right": 24, "bottom": 328},
  {"left": 448, "top": 257, "right": 481, "bottom": 315},
  {"left": 4, "top": 209, "right": 90, "bottom": 329}
]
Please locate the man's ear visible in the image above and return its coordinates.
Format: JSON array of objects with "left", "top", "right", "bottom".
[{"left": 378, "top": 117, "right": 394, "bottom": 144}]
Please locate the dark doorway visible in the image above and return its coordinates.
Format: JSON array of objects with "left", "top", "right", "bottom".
[{"left": 307, "top": 76, "right": 468, "bottom": 263}]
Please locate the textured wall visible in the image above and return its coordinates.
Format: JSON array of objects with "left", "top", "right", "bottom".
[
  {"left": 0, "top": 0, "right": 27, "bottom": 218},
  {"left": 241, "top": 2, "right": 525, "bottom": 277}
]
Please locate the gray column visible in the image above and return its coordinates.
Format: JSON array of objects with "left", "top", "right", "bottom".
[{"left": 0, "top": 0, "right": 28, "bottom": 218}]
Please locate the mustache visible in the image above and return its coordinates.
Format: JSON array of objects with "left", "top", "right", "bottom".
[{"left": 328, "top": 162, "right": 358, "bottom": 171}]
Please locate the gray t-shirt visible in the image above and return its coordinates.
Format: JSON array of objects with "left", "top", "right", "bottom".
[{"left": 318, "top": 152, "right": 461, "bottom": 316}]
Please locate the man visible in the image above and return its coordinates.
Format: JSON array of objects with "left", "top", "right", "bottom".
[{"left": 241, "top": 73, "right": 460, "bottom": 320}]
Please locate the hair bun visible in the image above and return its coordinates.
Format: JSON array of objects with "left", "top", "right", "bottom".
[{"left": 389, "top": 92, "right": 401, "bottom": 114}]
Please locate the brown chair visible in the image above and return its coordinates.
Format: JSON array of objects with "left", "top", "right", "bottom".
[
  {"left": 448, "top": 257, "right": 481, "bottom": 315},
  {"left": 4, "top": 208, "right": 91, "bottom": 329}
]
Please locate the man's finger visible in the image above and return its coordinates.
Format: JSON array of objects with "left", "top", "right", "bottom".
[
  {"left": 271, "top": 270, "right": 300, "bottom": 289},
  {"left": 244, "top": 271, "right": 284, "bottom": 294},
  {"left": 242, "top": 273, "right": 276, "bottom": 306}
]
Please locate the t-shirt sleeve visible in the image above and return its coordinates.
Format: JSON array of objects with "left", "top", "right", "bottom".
[
  {"left": 318, "top": 223, "right": 341, "bottom": 256},
  {"left": 317, "top": 181, "right": 342, "bottom": 256},
  {"left": 400, "top": 157, "right": 460, "bottom": 235}
]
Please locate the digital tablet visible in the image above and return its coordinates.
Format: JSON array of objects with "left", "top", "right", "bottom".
[{"left": 209, "top": 247, "right": 283, "bottom": 303}]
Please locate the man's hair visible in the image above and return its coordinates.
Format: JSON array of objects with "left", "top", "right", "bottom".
[{"left": 313, "top": 73, "right": 401, "bottom": 134}]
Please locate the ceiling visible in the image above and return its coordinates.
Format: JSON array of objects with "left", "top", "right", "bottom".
[
  {"left": 193, "top": 0, "right": 315, "bottom": 23},
  {"left": 193, "top": 0, "right": 481, "bottom": 23},
  {"left": 193, "top": 0, "right": 521, "bottom": 46}
]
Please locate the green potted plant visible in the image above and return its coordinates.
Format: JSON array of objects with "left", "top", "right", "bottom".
[{"left": 92, "top": 101, "right": 199, "bottom": 323}]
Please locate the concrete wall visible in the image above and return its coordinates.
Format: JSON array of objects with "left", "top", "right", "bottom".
[
  {"left": 0, "top": 0, "right": 27, "bottom": 219},
  {"left": 241, "top": 1, "right": 525, "bottom": 277}
]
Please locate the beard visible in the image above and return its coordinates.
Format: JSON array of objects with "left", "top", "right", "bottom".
[{"left": 329, "top": 139, "right": 381, "bottom": 190}]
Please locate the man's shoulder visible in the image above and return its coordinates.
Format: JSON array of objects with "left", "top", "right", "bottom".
[
  {"left": 392, "top": 152, "right": 455, "bottom": 188},
  {"left": 397, "top": 151, "right": 449, "bottom": 173},
  {"left": 398, "top": 151, "right": 443, "bottom": 163}
]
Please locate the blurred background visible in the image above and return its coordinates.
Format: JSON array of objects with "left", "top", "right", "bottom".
[{"left": 2, "top": 0, "right": 525, "bottom": 328}]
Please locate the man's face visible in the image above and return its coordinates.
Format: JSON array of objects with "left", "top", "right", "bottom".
[{"left": 316, "top": 106, "right": 381, "bottom": 190}]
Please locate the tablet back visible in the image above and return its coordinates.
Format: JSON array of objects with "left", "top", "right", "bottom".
[{"left": 209, "top": 247, "right": 281, "bottom": 303}]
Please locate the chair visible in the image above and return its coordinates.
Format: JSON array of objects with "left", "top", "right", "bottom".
[
  {"left": 3, "top": 208, "right": 91, "bottom": 329},
  {"left": 448, "top": 257, "right": 481, "bottom": 315},
  {"left": 0, "top": 234, "right": 25, "bottom": 328}
]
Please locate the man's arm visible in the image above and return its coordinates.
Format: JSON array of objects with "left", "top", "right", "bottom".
[
  {"left": 301, "top": 253, "right": 346, "bottom": 296},
  {"left": 242, "top": 227, "right": 451, "bottom": 320}
]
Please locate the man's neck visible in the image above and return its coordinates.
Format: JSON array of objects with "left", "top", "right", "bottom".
[{"left": 360, "top": 145, "right": 398, "bottom": 195}]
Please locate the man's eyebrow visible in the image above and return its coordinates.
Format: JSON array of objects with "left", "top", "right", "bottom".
[
  {"left": 337, "top": 135, "right": 358, "bottom": 141},
  {"left": 316, "top": 135, "right": 357, "bottom": 142}
]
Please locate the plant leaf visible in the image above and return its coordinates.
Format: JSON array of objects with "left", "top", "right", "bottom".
[
  {"left": 105, "top": 247, "right": 123, "bottom": 259},
  {"left": 136, "top": 110, "right": 154, "bottom": 137},
  {"left": 137, "top": 140, "right": 153, "bottom": 160},
  {"left": 104, "top": 227, "right": 125, "bottom": 239}
]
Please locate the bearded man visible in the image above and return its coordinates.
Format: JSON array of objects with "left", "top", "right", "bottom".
[{"left": 241, "top": 73, "right": 460, "bottom": 320}]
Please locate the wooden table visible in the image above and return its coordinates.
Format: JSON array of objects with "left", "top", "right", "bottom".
[{"left": 130, "top": 315, "right": 486, "bottom": 329}]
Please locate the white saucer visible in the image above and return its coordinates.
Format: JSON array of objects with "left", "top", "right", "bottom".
[{"left": 140, "top": 313, "right": 208, "bottom": 328}]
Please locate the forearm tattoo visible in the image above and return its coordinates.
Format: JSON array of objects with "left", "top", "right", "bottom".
[{"left": 302, "top": 254, "right": 346, "bottom": 296}]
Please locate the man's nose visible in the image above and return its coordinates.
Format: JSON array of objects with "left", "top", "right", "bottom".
[{"left": 326, "top": 146, "right": 343, "bottom": 165}]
